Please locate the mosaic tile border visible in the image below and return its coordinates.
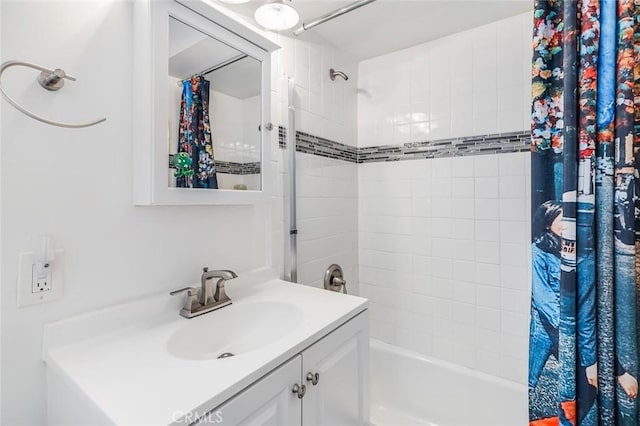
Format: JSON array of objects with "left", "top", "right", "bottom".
[
  {"left": 296, "top": 131, "right": 358, "bottom": 162},
  {"left": 278, "top": 126, "right": 358, "bottom": 162},
  {"left": 278, "top": 126, "right": 531, "bottom": 163},
  {"left": 359, "top": 131, "right": 531, "bottom": 163},
  {"left": 278, "top": 125, "right": 287, "bottom": 149},
  {"left": 214, "top": 160, "right": 261, "bottom": 175},
  {"left": 169, "top": 155, "right": 261, "bottom": 175}
]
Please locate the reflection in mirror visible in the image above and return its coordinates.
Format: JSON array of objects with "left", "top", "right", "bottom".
[{"left": 167, "top": 16, "right": 262, "bottom": 191}]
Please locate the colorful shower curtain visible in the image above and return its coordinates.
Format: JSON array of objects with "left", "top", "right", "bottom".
[
  {"left": 529, "top": 0, "right": 640, "bottom": 424},
  {"left": 176, "top": 75, "right": 218, "bottom": 189}
]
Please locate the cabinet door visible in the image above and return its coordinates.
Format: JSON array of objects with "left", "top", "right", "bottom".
[
  {"left": 199, "top": 355, "right": 302, "bottom": 426},
  {"left": 302, "top": 311, "right": 369, "bottom": 426}
]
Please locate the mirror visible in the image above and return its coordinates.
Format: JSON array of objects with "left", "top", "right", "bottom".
[
  {"left": 133, "top": 0, "right": 278, "bottom": 205},
  {"left": 167, "top": 16, "right": 262, "bottom": 191}
]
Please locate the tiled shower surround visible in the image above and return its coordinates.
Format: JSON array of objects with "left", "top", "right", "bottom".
[
  {"left": 353, "top": 10, "right": 533, "bottom": 385},
  {"left": 295, "top": 152, "right": 359, "bottom": 288},
  {"left": 358, "top": 153, "right": 531, "bottom": 384},
  {"left": 283, "top": 130, "right": 532, "bottom": 384},
  {"left": 271, "top": 10, "right": 533, "bottom": 386},
  {"left": 269, "top": 27, "right": 360, "bottom": 293}
]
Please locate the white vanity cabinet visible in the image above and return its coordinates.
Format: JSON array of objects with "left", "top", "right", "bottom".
[
  {"left": 198, "top": 312, "right": 369, "bottom": 426},
  {"left": 201, "top": 356, "right": 303, "bottom": 426},
  {"left": 302, "top": 311, "right": 369, "bottom": 426}
]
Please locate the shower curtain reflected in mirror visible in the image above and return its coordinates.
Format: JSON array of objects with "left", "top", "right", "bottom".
[
  {"left": 176, "top": 75, "right": 218, "bottom": 189},
  {"left": 528, "top": 0, "right": 640, "bottom": 424}
]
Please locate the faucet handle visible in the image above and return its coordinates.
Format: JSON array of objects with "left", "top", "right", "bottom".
[
  {"left": 170, "top": 287, "right": 197, "bottom": 296},
  {"left": 170, "top": 286, "right": 201, "bottom": 315}
]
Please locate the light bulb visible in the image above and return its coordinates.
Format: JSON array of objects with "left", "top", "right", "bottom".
[{"left": 254, "top": 0, "right": 299, "bottom": 31}]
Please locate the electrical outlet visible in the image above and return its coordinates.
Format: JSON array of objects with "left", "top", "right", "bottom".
[
  {"left": 17, "top": 250, "right": 65, "bottom": 307},
  {"left": 32, "top": 265, "right": 52, "bottom": 293}
]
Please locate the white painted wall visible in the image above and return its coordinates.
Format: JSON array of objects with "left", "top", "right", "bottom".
[
  {"left": 357, "top": 12, "right": 533, "bottom": 384},
  {"left": 358, "top": 12, "right": 532, "bottom": 147},
  {"left": 0, "top": 2, "right": 272, "bottom": 424}
]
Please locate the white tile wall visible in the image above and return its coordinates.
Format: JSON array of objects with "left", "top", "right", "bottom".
[
  {"left": 295, "top": 152, "right": 359, "bottom": 291},
  {"left": 267, "top": 30, "right": 359, "bottom": 289},
  {"left": 357, "top": 11, "right": 533, "bottom": 147},
  {"left": 359, "top": 152, "right": 532, "bottom": 384},
  {"left": 271, "top": 31, "right": 358, "bottom": 146}
]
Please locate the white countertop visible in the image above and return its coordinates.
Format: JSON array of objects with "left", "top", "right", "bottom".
[{"left": 43, "top": 268, "right": 368, "bottom": 425}]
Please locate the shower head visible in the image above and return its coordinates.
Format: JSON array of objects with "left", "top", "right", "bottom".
[{"left": 329, "top": 68, "right": 349, "bottom": 81}]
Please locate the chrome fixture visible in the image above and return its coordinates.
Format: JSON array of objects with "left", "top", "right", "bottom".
[
  {"left": 324, "top": 264, "right": 347, "bottom": 294},
  {"left": 285, "top": 78, "right": 298, "bottom": 283},
  {"left": 329, "top": 69, "right": 349, "bottom": 81},
  {"left": 176, "top": 54, "right": 248, "bottom": 87},
  {"left": 293, "top": 0, "right": 377, "bottom": 36},
  {"left": 170, "top": 268, "right": 238, "bottom": 318},
  {"left": 255, "top": 0, "right": 300, "bottom": 31},
  {"left": 38, "top": 68, "right": 68, "bottom": 91},
  {"left": 292, "top": 383, "right": 307, "bottom": 399},
  {"left": 306, "top": 372, "right": 320, "bottom": 386},
  {"left": 0, "top": 60, "right": 107, "bottom": 128}
]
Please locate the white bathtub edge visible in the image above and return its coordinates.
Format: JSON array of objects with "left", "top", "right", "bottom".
[{"left": 370, "top": 338, "right": 527, "bottom": 392}]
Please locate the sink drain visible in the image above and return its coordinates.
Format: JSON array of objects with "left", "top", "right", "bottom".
[{"left": 217, "top": 352, "right": 235, "bottom": 359}]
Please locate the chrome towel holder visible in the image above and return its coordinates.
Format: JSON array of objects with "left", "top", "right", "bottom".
[{"left": 0, "top": 60, "right": 106, "bottom": 128}]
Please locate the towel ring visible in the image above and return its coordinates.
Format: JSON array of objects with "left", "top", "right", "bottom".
[{"left": 0, "top": 60, "right": 106, "bottom": 129}]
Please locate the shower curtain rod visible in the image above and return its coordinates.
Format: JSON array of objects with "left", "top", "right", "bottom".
[
  {"left": 292, "top": 0, "right": 377, "bottom": 36},
  {"left": 177, "top": 54, "right": 248, "bottom": 85}
]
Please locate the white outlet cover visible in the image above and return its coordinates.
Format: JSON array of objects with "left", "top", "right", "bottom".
[
  {"left": 17, "top": 250, "right": 65, "bottom": 308},
  {"left": 32, "top": 266, "right": 53, "bottom": 293}
]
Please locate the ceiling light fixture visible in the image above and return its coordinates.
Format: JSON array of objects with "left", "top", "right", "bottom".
[{"left": 254, "top": 0, "right": 300, "bottom": 31}]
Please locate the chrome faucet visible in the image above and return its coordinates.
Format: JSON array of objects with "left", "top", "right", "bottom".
[
  {"left": 202, "top": 268, "right": 236, "bottom": 305},
  {"left": 170, "top": 268, "right": 238, "bottom": 318}
]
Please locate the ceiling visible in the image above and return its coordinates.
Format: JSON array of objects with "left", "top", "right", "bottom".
[
  {"left": 169, "top": 16, "right": 262, "bottom": 99},
  {"left": 219, "top": 0, "right": 533, "bottom": 61}
]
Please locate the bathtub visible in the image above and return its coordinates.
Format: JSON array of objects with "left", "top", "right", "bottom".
[{"left": 370, "top": 339, "right": 528, "bottom": 426}]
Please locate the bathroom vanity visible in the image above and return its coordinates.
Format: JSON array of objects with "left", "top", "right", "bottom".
[{"left": 43, "top": 269, "right": 369, "bottom": 425}]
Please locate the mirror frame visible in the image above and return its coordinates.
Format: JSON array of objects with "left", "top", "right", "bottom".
[{"left": 133, "top": 0, "right": 280, "bottom": 205}]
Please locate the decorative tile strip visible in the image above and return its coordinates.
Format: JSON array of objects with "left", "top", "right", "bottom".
[
  {"left": 278, "top": 125, "right": 287, "bottom": 149},
  {"left": 169, "top": 155, "right": 261, "bottom": 175},
  {"left": 296, "top": 131, "right": 358, "bottom": 163},
  {"left": 278, "top": 126, "right": 358, "bottom": 163},
  {"left": 279, "top": 127, "right": 530, "bottom": 163},
  {"left": 359, "top": 130, "right": 531, "bottom": 163},
  {"left": 214, "top": 160, "right": 261, "bottom": 175}
]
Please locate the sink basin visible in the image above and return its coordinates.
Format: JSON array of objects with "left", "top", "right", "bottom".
[{"left": 167, "top": 301, "right": 304, "bottom": 360}]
